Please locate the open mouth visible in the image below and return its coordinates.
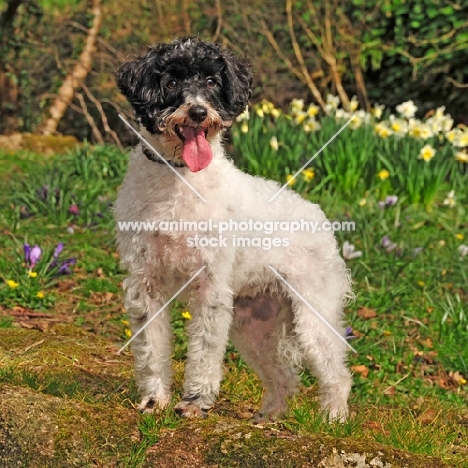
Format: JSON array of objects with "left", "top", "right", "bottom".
[{"left": 175, "top": 125, "right": 213, "bottom": 172}]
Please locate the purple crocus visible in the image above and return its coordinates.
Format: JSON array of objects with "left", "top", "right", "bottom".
[
  {"left": 381, "top": 235, "right": 397, "bottom": 252},
  {"left": 53, "top": 242, "right": 64, "bottom": 259},
  {"left": 24, "top": 243, "right": 31, "bottom": 264},
  {"left": 345, "top": 327, "right": 356, "bottom": 340},
  {"left": 379, "top": 195, "right": 399, "bottom": 209},
  {"left": 58, "top": 258, "right": 77, "bottom": 275},
  {"left": 29, "top": 245, "right": 42, "bottom": 268}
]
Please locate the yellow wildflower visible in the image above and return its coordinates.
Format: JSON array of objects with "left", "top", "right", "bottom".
[
  {"left": 121, "top": 319, "right": 130, "bottom": 326},
  {"left": 286, "top": 175, "right": 296, "bottom": 186},
  {"left": 302, "top": 169, "right": 315, "bottom": 182},
  {"left": 456, "top": 233, "right": 465, "bottom": 241},
  {"left": 378, "top": 169, "right": 390, "bottom": 180},
  {"left": 359, "top": 198, "right": 367, "bottom": 207},
  {"left": 28, "top": 271, "right": 37, "bottom": 278},
  {"left": 125, "top": 329, "right": 132, "bottom": 338},
  {"left": 182, "top": 311, "right": 192, "bottom": 320},
  {"left": 383, "top": 330, "right": 392, "bottom": 336},
  {"left": 36, "top": 291, "right": 44, "bottom": 299},
  {"left": 418, "top": 145, "right": 436, "bottom": 162},
  {"left": 417, "top": 281, "right": 425, "bottom": 287},
  {"left": 7, "top": 280, "right": 19, "bottom": 289}
]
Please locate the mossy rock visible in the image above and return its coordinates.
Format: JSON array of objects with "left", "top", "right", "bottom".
[
  {"left": 145, "top": 418, "right": 449, "bottom": 468},
  {"left": 0, "top": 133, "right": 79, "bottom": 155}
]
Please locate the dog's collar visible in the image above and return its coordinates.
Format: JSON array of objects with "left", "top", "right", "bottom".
[{"left": 142, "top": 146, "right": 186, "bottom": 168}]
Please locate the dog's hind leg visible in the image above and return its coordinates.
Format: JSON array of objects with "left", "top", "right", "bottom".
[
  {"left": 288, "top": 275, "right": 352, "bottom": 422},
  {"left": 230, "top": 294, "right": 299, "bottom": 422},
  {"left": 124, "top": 275, "right": 174, "bottom": 413}
]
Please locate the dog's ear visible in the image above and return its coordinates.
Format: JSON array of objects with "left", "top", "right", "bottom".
[
  {"left": 221, "top": 53, "right": 253, "bottom": 119},
  {"left": 116, "top": 47, "right": 164, "bottom": 109}
]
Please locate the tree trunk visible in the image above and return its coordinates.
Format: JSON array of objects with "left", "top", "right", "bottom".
[{"left": 39, "top": 0, "right": 102, "bottom": 135}]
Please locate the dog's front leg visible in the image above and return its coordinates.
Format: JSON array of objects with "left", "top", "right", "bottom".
[
  {"left": 124, "top": 275, "right": 173, "bottom": 413},
  {"left": 175, "top": 268, "right": 233, "bottom": 418}
]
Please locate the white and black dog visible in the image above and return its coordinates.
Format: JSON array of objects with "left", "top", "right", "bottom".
[{"left": 115, "top": 36, "right": 352, "bottom": 422}]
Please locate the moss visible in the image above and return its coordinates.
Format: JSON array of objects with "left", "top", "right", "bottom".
[{"left": 145, "top": 418, "right": 450, "bottom": 468}]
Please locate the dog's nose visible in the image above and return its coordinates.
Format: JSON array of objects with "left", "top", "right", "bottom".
[{"left": 189, "top": 105, "right": 208, "bottom": 123}]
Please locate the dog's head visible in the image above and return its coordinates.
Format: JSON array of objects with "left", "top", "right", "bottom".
[{"left": 116, "top": 36, "right": 253, "bottom": 172}]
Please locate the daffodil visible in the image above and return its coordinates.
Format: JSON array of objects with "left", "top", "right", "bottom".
[
  {"left": 182, "top": 311, "right": 192, "bottom": 320},
  {"left": 28, "top": 271, "right": 37, "bottom": 278},
  {"left": 270, "top": 108, "right": 281, "bottom": 119},
  {"left": 269, "top": 136, "right": 279, "bottom": 151},
  {"left": 455, "top": 151, "right": 468, "bottom": 163},
  {"left": 453, "top": 130, "right": 468, "bottom": 148},
  {"left": 240, "top": 121, "right": 248, "bottom": 133},
  {"left": 286, "top": 175, "right": 296, "bottom": 186},
  {"left": 236, "top": 107, "right": 250, "bottom": 122},
  {"left": 36, "top": 291, "right": 44, "bottom": 299},
  {"left": 290, "top": 98, "right": 305, "bottom": 115},
  {"left": 409, "top": 123, "right": 433, "bottom": 140},
  {"left": 326, "top": 94, "right": 340, "bottom": 110},
  {"left": 372, "top": 104, "right": 385, "bottom": 119},
  {"left": 294, "top": 112, "right": 307, "bottom": 125},
  {"left": 349, "top": 95, "right": 359, "bottom": 112},
  {"left": 303, "top": 119, "right": 321, "bottom": 132},
  {"left": 302, "top": 169, "right": 315, "bottom": 182},
  {"left": 377, "top": 169, "right": 390, "bottom": 180},
  {"left": 359, "top": 198, "right": 367, "bottom": 207},
  {"left": 374, "top": 123, "right": 393, "bottom": 138},
  {"left": 418, "top": 145, "right": 436, "bottom": 162},
  {"left": 443, "top": 190, "right": 456, "bottom": 207},
  {"left": 7, "top": 280, "right": 19, "bottom": 289},
  {"left": 396, "top": 100, "right": 417, "bottom": 119},
  {"left": 306, "top": 104, "right": 319, "bottom": 117},
  {"left": 255, "top": 107, "right": 264, "bottom": 118}
]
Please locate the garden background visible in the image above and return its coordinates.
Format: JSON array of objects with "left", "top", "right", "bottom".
[{"left": 0, "top": 0, "right": 467, "bottom": 466}]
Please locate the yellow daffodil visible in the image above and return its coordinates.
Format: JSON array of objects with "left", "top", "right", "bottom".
[
  {"left": 306, "top": 104, "right": 319, "bottom": 117},
  {"left": 270, "top": 108, "right": 281, "bottom": 119},
  {"left": 418, "top": 145, "right": 436, "bottom": 162},
  {"left": 291, "top": 98, "right": 305, "bottom": 114},
  {"left": 396, "top": 100, "right": 417, "bottom": 119},
  {"left": 286, "top": 175, "right": 296, "bottom": 186},
  {"left": 349, "top": 96, "right": 359, "bottom": 112},
  {"left": 302, "top": 169, "right": 315, "bottom": 182},
  {"left": 444, "top": 190, "right": 456, "bottom": 207},
  {"left": 240, "top": 122, "right": 248, "bottom": 133},
  {"left": 294, "top": 112, "right": 307, "bottom": 125},
  {"left": 255, "top": 107, "right": 264, "bottom": 118},
  {"left": 182, "top": 311, "right": 192, "bottom": 320},
  {"left": 303, "top": 119, "right": 321, "bottom": 132},
  {"left": 372, "top": 104, "right": 385, "bottom": 119},
  {"left": 374, "top": 123, "right": 393, "bottom": 138},
  {"left": 7, "top": 279, "right": 19, "bottom": 289},
  {"left": 455, "top": 151, "right": 468, "bottom": 163},
  {"left": 454, "top": 131, "right": 468, "bottom": 147},
  {"left": 28, "top": 271, "right": 37, "bottom": 278},
  {"left": 269, "top": 136, "right": 279, "bottom": 151},
  {"left": 235, "top": 107, "right": 250, "bottom": 122},
  {"left": 36, "top": 291, "right": 44, "bottom": 299},
  {"left": 378, "top": 169, "right": 390, "bottom": 180}
]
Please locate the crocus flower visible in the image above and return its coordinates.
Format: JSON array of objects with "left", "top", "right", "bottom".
[
  {"left": 57, "top": 258, "right": 77, "bottom": 275},
  {"left": 53, "top": 242, "right": 64, "bottom": 259},
  {"left": 29, "top": 245, "right": 42, "bottom": 268},
  {"left": 379, "top": 195, "right": 399, "bottom": 209},
  {"left": 24, "top": 243, "right": 31, "bottom": 264},
  {"left": 342, "top": 241, "right": 363, "bottom": 260},
  {"left": 412, "top": 247, "right": 423, "bottom": 257},
  {"left": 345, "top": 327, "right": 356, "bottom": 340},
  {"left": 69, "top": 204, "right": 80, "bottom": 216},
  {"left": 381, "top": 236, "right": 397, "bottom": 252}
]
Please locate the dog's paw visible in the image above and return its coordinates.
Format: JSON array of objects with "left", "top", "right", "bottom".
[
  {"left": 137, "top": 395, "right": 170, "bottom": 414},
  {"left": 174, "top": 400, "right": 208, "bottom": 419}
]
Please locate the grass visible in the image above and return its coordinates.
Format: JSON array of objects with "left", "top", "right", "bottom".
[{"left": 0, "top": 143, "right": 467, "bottom": 466}]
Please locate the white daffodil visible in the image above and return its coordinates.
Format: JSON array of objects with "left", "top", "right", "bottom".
[
  {"left": 396, "top": 100, "right": 418, "bottom": 119},
  {"left": 418, "top": 144, "right": 436, "bottom": 162},
  {"left": 443, "top": 190, "right": 456, "bottom": 207}
]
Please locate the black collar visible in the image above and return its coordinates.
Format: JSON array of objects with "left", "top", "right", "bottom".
[{"left": 142, "top": 146, "right": 186, "bottom": 168}]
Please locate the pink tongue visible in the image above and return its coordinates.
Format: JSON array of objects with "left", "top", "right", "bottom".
[{"left": 181, "top": 127, "right": 213, "bottom": 172}]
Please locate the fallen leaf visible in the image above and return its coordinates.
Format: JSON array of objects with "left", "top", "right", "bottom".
[
  {"left": 351, "top": 364, "right": 369, "bottom": 378},
  {"left": 357, "top": 307, "right": 377, "bottom": 319},
  {"left": 418, "top": 409, "right": 438, "bottom": 425}
]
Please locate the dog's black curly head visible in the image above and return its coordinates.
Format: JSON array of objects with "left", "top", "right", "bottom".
[{"left": 116, "top": 36, "right": 253, "bottom": 135}]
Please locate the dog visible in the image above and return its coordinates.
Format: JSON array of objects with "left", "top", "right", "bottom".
[{"left": 115, "top": 36, "right": 352, "bottom": 422}]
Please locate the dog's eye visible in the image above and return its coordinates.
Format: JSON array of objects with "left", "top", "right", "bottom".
[
  {"left": 206, "top": 78, "right": 216, "bottom": 88},
  {"left": 167, "top": 79, "right": 177, "bottom": 90}
]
